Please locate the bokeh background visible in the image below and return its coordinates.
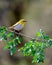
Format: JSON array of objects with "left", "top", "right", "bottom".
[{"left": 0, "top": 0, "right": 52, "bottom": 65}]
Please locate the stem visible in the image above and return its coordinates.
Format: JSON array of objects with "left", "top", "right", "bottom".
[{"left": 7, "top": 28, "right": 35, "bottom": 40}]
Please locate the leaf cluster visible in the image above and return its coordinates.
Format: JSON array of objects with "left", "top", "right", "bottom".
[
  {"left": 20, "top": 29, "right": 52, "bottom": 63},
  {"left": 0, "top": 26, "right": 52, "bottom": 63}
]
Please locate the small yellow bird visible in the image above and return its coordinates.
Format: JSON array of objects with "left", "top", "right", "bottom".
[{"left": 9, "top": 19, "right": 26, "bottom": 31}]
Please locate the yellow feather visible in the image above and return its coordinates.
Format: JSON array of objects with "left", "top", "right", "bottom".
[
  {"left": 13, "top": 19, "right": 25, "bottom": 27},
  {"left": 9, "top": 19, "right": 26, "bottom": 30}
]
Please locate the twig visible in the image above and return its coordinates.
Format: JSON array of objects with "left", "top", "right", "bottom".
[{"left": 7, "top": 28, "right": 35, "bottom": 40}]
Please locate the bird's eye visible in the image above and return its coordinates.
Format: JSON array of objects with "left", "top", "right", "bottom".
[{"left": 24, "top": 21, "right": 27, "bottom": 22}]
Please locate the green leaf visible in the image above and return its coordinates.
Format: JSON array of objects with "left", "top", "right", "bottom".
[
  {"left": 43, "top": 35, "right": 50, "bottom": 40},
  {"left": 15, "top": 36, "right": 22, "bottom": 44},
  {"left": 49, "top": 40, "right": 52, "bottom": 48},
  {"left": 36, "top": 32, "right": 41, "bottom": 37},
  {"left": 32, "top": 54, "right": 38, "bottom": 63},
  {"left": 8, "top": 41, "right": 13, "bottom": 45},
  {"left": 13, "top": 38, "right": 18, "bottom": 44},
  {"left": 10, "top": 47, "right": 16, "bottom": 54},
  {"left": 18, "top": 36, "right": 23, "bottom": 42},
  {"left": 7, "top": 32, "right": 14, "bottom": 38},
  {"left": 1, "top": 26, "right": 6, "bottom": 31},
  {"left": 17, "top": 37, "right": 21, "bottom": 44},
  {"left": 4, "top": 45, "right": 10, "bottom": 50},
  {"left": 2, "top": 34, "right": 7, "bottom": 40}
]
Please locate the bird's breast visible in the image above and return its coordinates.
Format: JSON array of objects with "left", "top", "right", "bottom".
[{"left": 14, "top": 24, "right": 24, "bottom": 31}]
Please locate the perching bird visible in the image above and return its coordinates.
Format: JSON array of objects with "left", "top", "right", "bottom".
[{"left": 9, "top": 19, "right": 26, "bottom": 31}]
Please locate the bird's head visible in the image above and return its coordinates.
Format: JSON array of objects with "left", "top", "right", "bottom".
[{"left": 20, "top": 19, "right": 27, "bottom": 23}]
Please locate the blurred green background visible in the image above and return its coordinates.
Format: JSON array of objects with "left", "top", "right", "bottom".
[{"left": 0, "top": 0, "right": 52, "bottom": 65}]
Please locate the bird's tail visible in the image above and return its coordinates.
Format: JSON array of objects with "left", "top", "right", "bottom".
[{"left": 8, "top": 26, "right": 14, "bottom": 30}]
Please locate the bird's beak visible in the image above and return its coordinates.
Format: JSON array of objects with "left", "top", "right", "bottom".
[{"left": 24, "top": 21, "right": 27, "bottom": 22}]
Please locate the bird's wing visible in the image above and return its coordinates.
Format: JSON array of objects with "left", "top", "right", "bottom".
[
  {"left": 13, "top": 21, "right": 21, "bottom": 27},
  {"left": 9, "top": 21, "right": 21, "bottom": 29},
  {"left": 13, "top": 19, "right": 25, "bottom": 27}
]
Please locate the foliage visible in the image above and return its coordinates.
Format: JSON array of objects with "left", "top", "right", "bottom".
[
  {"left": 20, "top": 29, "right": 52, "bottom": 63},
  {"left": 0, "top": 26, "right": 23, "bottom": 55},
  {"left": 0, "top": 26, "right": 52, "bottom": 63}
]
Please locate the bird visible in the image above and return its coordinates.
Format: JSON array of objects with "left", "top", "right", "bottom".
[{"left": 9, "top": 19, "right": 26, "bottom": 32}]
